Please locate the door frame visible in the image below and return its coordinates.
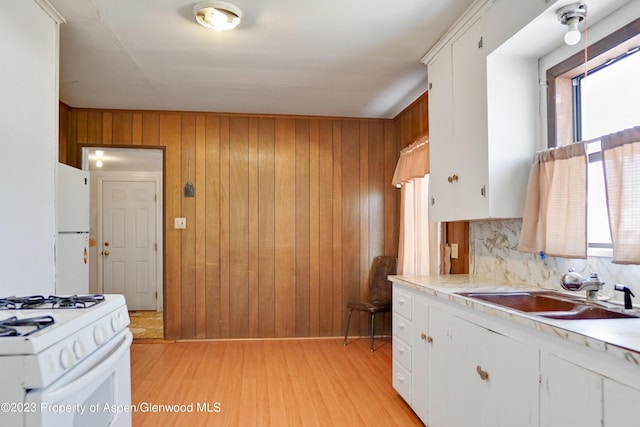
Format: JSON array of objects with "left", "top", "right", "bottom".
[{"left": 96, "top": 172, "right": 164, "bottom": 311}]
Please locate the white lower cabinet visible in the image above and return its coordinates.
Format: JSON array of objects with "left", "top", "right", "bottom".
[
  {"left": 604, "top": 378, "right": 640, "bottom": 425},
  {"left": 542, "top": 354, "right": 640, "bottom": 427},
  {"left": 392, "top": 288, "right": 413, "bottom": 406},
  {"left": 428, "top": 306, "right": 538, "bottom": 427},
  {"left": 391, "top": 281, "right": 640, "bottom": 427},
  {"left": 541, "top": 354, "right": 603, "bottom": 427},
  {"left": 392, "top": 287, "right": 430, "bottom": 420},
  {"left": 394, "top": 286, "right": 538, "bottom": 427},
  {"left": 411, "top": 297, "right": 430, "bottom": 421}
]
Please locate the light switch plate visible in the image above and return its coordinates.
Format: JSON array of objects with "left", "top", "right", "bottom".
[
  {"left": 451, "top": 243, "right": 459, "bottom": 259},
  {"left": 174, "top": 217, "right": 186, "bottom": 229}
]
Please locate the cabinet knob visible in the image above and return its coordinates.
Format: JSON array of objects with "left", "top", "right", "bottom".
[
  {"left": 420, "top": 333, "right": 434, "bottom": 343},
  {"left": 447, "top": 174, "right": 459, "bottom": 183},
  {"left": 103, "top": 250, "right": 110, "bottom": 256},
  {"left": 476, "top": 365, "right": 489, "bottom": 381}
]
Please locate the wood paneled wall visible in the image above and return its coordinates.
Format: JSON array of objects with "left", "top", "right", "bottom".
[
  {"left": 59, "top": 103, "right": 428, "bottom": 340},
  {"left": 394, "top": 93, "right": 428, "bottom": 149}
]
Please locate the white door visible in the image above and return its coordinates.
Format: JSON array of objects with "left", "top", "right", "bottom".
[{"left": 102, "top": 180, "right": 158, "bottom": 310}]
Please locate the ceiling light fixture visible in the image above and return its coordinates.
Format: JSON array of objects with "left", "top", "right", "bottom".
[
  {"left": 95, "top": 150, "right": 104, "bottom": 168},
  {"left": 557, "top": 3, "right": 587, "bottom": 46},
  {"left": 193, "top": 1, "right": 242, "bottom": 32}
]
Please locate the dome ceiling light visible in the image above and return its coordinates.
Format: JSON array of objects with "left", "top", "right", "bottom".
[{"left": 193, "top": 1, "right": 242, "bottom": 32}]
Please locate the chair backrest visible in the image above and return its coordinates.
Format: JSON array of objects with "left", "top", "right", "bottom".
[{"left": 367, "top": 256, "right": 397, "bottom": 303}]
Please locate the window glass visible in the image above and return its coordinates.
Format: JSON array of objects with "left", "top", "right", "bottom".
[
  {"left": 571, "top": 43, "right": 640, "bottom": 254},
  {"left": 578, "top": 48, "right": 640, "bottom": 140}
]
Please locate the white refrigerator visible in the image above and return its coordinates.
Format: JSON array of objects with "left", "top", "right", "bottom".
[{"left": 56, "top": 163, "right": 90, "bottom": 295}]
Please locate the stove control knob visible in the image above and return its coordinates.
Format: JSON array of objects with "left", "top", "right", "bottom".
[
  {"left": 94, "top": 325, "right": 108, "bottom": 345},
  {"left": 73, "top": 340, "right": 87, "bottom": 359},
  {"left": 60, "top": 347, "right": 74, "bottom": 369},
  {"left": 111, "top": 312, "right": 124, "bottom": 332}
]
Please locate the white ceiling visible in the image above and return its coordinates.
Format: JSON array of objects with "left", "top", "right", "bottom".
[{"left": 49, "top": 0, "right": 476, "bottom": 119}]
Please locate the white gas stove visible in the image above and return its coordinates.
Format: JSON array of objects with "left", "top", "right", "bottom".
[{"left": 0, "top": 294, "right": 132, "bottom": 427}]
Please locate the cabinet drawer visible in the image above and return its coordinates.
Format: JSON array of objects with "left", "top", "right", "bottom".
[
  {"left": 393, "top": 288, "right": 412, "bottom": 320},
  {"left": 393, "top": 336, "right": 412, "bottom": 372},
  {"left": 393, "top": 313, "right": 412, "bottom": 344},
  {"left": 393, "top": 360, "right": 412, "bottom": 404}
]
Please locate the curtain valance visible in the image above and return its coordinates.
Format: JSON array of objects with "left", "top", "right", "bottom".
[{"left": 392, "top": 135, "right": 429, "bottom": 188}]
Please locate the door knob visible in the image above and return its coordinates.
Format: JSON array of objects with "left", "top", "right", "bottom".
[
  {"left": 104, "top": 242, "right": 110, "bottom": 247},
  {"left": 103, "top": 250, "right": 110, "bottom": 256}
]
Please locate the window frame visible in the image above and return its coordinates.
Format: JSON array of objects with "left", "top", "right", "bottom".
[
  {"left": 545, "top": 17, "right": 640, "bottom": 257},
  {"left": 546, "top": 18, "right": 640, "bottom": 148}
]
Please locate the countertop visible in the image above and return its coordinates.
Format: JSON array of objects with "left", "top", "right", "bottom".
[{"left": 390, "top": 274, "right": 640, "bottom": 366}]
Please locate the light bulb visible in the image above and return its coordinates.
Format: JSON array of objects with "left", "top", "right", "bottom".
[
  {"left": 564, "top": 17, "right": 581, "bottom": 45},
  {"left": 96, "top": 159, "right": 103, "bottom": 168}
]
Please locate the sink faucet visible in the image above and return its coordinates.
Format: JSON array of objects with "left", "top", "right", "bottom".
[{"left": 560, "top": 269, "right": 605, "bottom": 302}]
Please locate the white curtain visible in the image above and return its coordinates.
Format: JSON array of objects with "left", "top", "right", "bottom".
[
  {"left": 602, "top": 126, "right": 640, "bottom": 264},
  {"left": 393, "top": 136, "right": 436, "bottom": 275},
  {"left": 517, "top": 142, "right": 588, "bottom": 258}
]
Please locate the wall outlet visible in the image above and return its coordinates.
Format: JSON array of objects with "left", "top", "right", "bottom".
[
  {"left": 451, "top": 243, "right": 459, "bottom": 259},
  {"left": 174, "top": 217, "right": 186, "bottom": 229}
]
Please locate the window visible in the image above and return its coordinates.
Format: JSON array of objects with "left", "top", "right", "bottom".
[{"left": 547, "top": 18, "right": 640, "bottom": 256}]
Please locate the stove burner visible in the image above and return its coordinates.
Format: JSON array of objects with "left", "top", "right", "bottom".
[
  {"left": 0, "top": 315, "right": 55, "bottom": 337},
  {"left": 50, "top": 295, "right": 105, "bottom": 309},
  {"left": 16, "top": 296, "right": 47, "bottom": 309},
  {"left": 0, "top": 295, "right": 105, "bottom": 310}
]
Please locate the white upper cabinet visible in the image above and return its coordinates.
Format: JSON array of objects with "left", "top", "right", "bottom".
[
  {"left": 428, "top": 16, "right": 489, "bottom": 222},
  {"left": 424, "top": 0, "right": 538, "bottom": 222}
]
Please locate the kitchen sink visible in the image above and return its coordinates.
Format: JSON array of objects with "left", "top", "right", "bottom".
[
  {"left": 538, "top": 306, "right": 638, "bottom": 320},
  {"left": 457, "top": 291, "right": 580, "bottom": 312},
  {"left": 456, "top": 291, "right": 639, "bottom": 320}
]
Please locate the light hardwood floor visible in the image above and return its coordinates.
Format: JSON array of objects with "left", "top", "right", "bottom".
[{"left": 131, "top": 338, "right": 424, "bottom": 426}]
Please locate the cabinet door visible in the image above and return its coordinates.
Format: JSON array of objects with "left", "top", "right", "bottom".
[
  {"left": 541, "top": 354, "right": 603, "bottom": 427},
  {"left": 451, "top": 16, "right": 489, "bottom": 220},
  {"left": 481, "top": 329, "right": 539, "bottom": 427},
  {"left": 427, "top": 307, "right": 481, "bottom": 427},
  {"left": 428, "top": 17, "right": 488, "bottom": 222},
  {"left": 427, "top": 306, "right": 452, "bottom": 427},
  {"left": 604, "top": 378, "right": 640, "bottom": 426},
  {"left": 427, "top": 46, "right": 455, "bottom": 222},
  {"left": 411, "top": 297, "right": 430, "bottom": 422},
  {"left": 429, "top": 307, "right": 539, "bottom": 427}
]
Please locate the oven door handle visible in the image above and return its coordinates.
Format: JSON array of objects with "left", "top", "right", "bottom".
[{"left": 44, "top": 330, "right": 132, "bottom": 403}]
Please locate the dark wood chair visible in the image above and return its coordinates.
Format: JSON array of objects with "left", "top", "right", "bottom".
[{"left": 343, "top": 256, "right": 397, "bottom": 352}]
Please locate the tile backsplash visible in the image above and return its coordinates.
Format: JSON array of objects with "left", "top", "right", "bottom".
[{"left": 470, "top": 219, "right": 640, "bottom": 305}]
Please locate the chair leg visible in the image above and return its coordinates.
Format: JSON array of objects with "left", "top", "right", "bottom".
[
  {"left": 370, "top": 312, "right": 376, "bottom": 352},
  {"left": 343, "top": 308, "right": 354, "bottom": 346}
]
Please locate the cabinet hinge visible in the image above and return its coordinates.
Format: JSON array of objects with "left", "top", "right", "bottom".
[
  {"left": 154, "top": 194, "right": 158, "bottom": 202},
  {"left": 431, "top": 196, "right": 436, "bottom": 206},
  {"left": 480, "top": 185, "right": 486, "bottom": 197},
  {"left": 429, "top": 82, "right": 433, "bottom": 90},
  {"left": 155, "top": 291, "right": 158, "bottom": 299},
  {"left": 154, "top": 243, "right": 158, "bottom": 251},
  {"left": 478, "top": 36, "right": 483, "bottom": 49}
]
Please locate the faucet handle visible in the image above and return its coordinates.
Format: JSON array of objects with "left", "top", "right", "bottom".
[
  {"left": 560, "top": 269, "right": 585, "bottom": 291},
  {"left": 614, "top": 284, "right": 635, "bottom": 310}
]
